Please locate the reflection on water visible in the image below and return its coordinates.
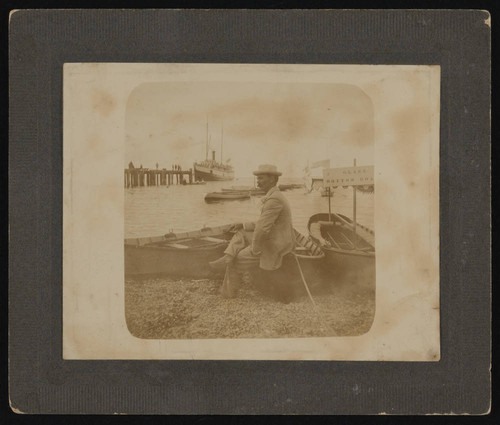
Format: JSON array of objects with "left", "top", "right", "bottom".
[{"left": 125, "top": 177, "right": 374, "bottom": 238}]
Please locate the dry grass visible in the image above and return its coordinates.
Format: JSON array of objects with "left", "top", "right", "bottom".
[{"left": 125, "top": 274, "right": 375, "bottom": 339}]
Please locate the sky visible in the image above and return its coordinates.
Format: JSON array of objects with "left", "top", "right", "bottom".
[{"left": 125, "top": 81, "right": 374, "bottom": 177}]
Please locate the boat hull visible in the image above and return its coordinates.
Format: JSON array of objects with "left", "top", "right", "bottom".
[
  {"left": 125, "top": 226, "right": 325, "bottom": 287},
  {"left": 322, "top": 247, "right": 375, "bottom": 287},
  {"left": 281, "top": 232, "right": 327, "bottom": 293},
  {"left": 194, "top": 164, "right": 234, "bottom": 181},
  {"left": 125, "top": 243, "right": 228, "bottom": 278},
  {"left": 205, "top": 192, "right": 250, "bottom": 202},
  {"left": 308, "top": 213, "right": 375, "bottom": 287},
  {"left": 125, "top": 225, "right": 233, "bottom": 278}
]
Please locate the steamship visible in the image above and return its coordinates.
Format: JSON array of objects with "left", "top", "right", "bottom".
[{"left": 193, "top": 121, "right": 234, "bottom": 182}]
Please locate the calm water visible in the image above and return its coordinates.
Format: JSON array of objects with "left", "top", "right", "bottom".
[{"left": 125, "top": 177, "right": 374, "bottom": 238}]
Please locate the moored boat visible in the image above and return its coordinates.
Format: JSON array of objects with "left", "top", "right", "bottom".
[
  {"left": 193, "top": 120, "right": 234, "bottom": 181},
  {"left": 194, "top": 161, "right": 234, "bottom": 181},
  {"left": 221, "top": 187, "right": 265, "bottom": 195},
  {"left": 125, "top": 224, "right": 233, "bottom": 278},
  {"left": 125, "top": 226, "right": 325, "bottom": 283},
  {"left": 308, "top": 212, "right": 375, "bottom": 284},
  {"left": 204, "top": 191, "right": 251, "bottom": 202},
  {"left": 278, "top": 183, "right": 304, "bottom": 191}
]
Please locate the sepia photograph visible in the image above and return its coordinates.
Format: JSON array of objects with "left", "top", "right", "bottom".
[
  {"left": 123, "top": 81, "right": 376, "bottom": 339},
  {"left": 63, "top": 63, "right": 439, "bottom": 360},
  {"left": 9, "top": 9, "right": 491, "bottom": 415}
]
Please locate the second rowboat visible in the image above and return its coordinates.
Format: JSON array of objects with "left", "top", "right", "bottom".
[{"left": 204, "top": 191, "right": 251, "bottom": 202}]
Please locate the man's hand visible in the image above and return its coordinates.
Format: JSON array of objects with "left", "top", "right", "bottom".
[{"left": 229, "top": 222, "right": 243, "bottom": 232}]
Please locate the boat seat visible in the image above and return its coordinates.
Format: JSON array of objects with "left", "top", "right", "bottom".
[
  {"left": 318, "top": 220, "right": 336, "bottom": 226},
  {"left": 309, "top": 223, "right": 326, "bottom": 245},
  {"left": 165, "top": 243, "right": 190, "bottom": 249},
  {"left": 201, "top": 236, "right": 227, "bottom": 243},
  {"left": 294, "top": 246, "right": 308, "bottom": 251}
]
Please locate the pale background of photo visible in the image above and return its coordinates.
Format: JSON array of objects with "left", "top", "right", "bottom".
[
  {"left": 125, "top": 81, "right": 374, "bottom": 177},
  {"left": 63, "top": 63, "right": 440, "bottom": 360}
]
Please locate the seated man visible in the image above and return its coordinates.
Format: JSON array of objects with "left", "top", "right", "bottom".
[{"left": 209, "top": 164, "right": 295, "bottom": 301}]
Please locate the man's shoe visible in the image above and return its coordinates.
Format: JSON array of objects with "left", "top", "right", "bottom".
[{"left": 209, "top": 255, "right": 233, "bottom": 271}]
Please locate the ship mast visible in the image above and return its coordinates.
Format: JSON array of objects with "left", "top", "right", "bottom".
[
  {"left": 205, "top": 116, "right": 208, "bottom": 160},
  {"left": 220, "top": 123, "right": 223, "bottom": 163}
]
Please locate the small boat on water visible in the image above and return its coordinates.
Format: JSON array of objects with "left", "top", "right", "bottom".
[
  {"left": 204, "top": 191, "right": 251, "bottom": 202},
  {"left": 221, "top": 187, "right": 265, "bottom": 195},
  {"left": 278, "top": 183, "right": 304, "bottom": 191},
  {"left": 125, "top": 225, "right": 325, "bottom": 283},
  {"left": 308, "top": 212, "right": 375, "bottom": 283}
]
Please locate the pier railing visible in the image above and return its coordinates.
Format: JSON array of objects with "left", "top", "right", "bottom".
[{"left": 124, "top": 168, "right": 193, "bottom": 188}]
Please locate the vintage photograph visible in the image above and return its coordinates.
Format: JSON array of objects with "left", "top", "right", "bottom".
[
  {"left": 11, "top": 8, "right": 490, "bottom": 415},
  {"left": 123, "top": 82, "right": 376, "bottom": 339},
  {"left": 63, "top": 63, "right": 439, "bottom": 361}
]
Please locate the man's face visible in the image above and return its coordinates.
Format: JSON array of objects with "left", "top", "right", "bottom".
[{"left": 256, "top": 174, "right": 276, "bottom": 192}]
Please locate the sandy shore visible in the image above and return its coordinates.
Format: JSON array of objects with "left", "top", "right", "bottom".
[{"left": 125, "top": 275, "right": 375, "bottom": 339}]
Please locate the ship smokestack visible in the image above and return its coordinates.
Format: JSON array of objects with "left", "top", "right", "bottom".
[{"left": 212, "top": 150, "right": 216, "bottom": 161}]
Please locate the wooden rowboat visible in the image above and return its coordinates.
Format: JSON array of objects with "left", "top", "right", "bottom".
[
  {"left": 125, "top": 224, "right": 234, "bottom": 278},
  {"left": 204, "top": 191, "right": 251, "bottom": 202},
  {"left": 307, "top": 213, "right": 375, "bottom": 284},
  {"left": 125, "top": 225, "right": 325, "bottom": 282}
]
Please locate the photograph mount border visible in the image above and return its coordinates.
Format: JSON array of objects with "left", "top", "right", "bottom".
[{"left": 8, "top": 9, "right": 491, "bottom": 414}]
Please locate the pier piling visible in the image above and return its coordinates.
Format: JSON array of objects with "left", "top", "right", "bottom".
[{"left": 124, "top": 167, "right": 193, "bottom": 188}]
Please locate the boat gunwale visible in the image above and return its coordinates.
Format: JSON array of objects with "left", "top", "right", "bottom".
[
  {"left": 126, "top": 243, "right": 326, "bottom": 258},
  {"left": 293, "top": 251, "right": 325, "bottom": 260},
  {"left": 125, "top": 224, "right": 233, "bottom": 247},
  {"left": 125, "top": 226, "right": 325, "bottom": 277},
  {"left": 126, "top": 226, "right": 324, "bottom": 258},
  {"left": 125, "top": 242, "right": 229, "bottom": 252},
  {"left": 320, "top": 246, "right": 374, "bottom": 258},
  {"left": 307, "top": 213, "right": 375, "bottom": 255}
]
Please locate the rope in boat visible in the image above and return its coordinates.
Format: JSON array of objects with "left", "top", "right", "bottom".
[
  {"left": 293, "top": 254, "right": 317, "bottom": 308},
  {"left": 292, "top": 229, "right": 321, "bottom": 308}
]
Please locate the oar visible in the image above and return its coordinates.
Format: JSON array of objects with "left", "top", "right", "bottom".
[{"left": 293, "top": 254, "right": 317, "bottom": 308}]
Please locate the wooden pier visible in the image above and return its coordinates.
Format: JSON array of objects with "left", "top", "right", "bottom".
[{"left": 124, "top": 168, "right": 193, "bottom": 188}]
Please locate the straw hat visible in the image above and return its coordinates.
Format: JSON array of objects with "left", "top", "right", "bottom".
[{"left": 252, "top": 164, "right": 282, "bottom": 176}]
